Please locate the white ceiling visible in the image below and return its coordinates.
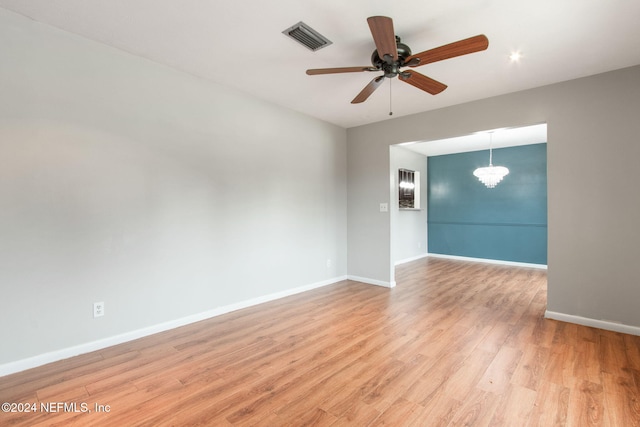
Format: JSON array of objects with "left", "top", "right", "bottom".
[
  {"left": 398, "top": 123, "right": 547, "bottom": 157},
  {"left": 2, "top": 1, "right": 640, "bottom": 129}
]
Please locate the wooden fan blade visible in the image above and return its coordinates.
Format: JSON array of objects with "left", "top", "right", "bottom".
[
  {"left": 399, "top": 70, "right": 447, "bottom": 95},
  {"left": 406, "top": 34, "right": 489, "bottom": 67},
  {"left": 306, "top": 66, "right": 377, "bottom": 75},
  {"left": 367, "top": 16, "right": 398, "bottom": 61},
  {"left": 351, "top": 76, "right": 386, "bottom": 104}
]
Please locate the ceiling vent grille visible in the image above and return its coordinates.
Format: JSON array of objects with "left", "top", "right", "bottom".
[{"left": 282, "top": 22, "right": 332, "bottom": 51}]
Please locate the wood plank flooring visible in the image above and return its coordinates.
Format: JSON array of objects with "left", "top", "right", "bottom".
[{"left": 1, "top": 257, "right": 639, "bottom": 426}]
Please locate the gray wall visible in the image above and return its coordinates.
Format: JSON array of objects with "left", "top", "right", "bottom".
[
  {"left": 3, "top": 5, "right": 640, "bottom": 369},
  {"left": 390, "top": 146, "right": 428, "bottom": 264},
  {"left": 0, "top": 10, "right": 347, "bottom": 365},
  {"left": 348, "top": 65, "right": 640, "bottom": 328}
]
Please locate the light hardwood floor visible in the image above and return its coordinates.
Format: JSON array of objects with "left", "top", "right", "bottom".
[{"left": 1, "top": 258, "right": 639, "bottom": 426}]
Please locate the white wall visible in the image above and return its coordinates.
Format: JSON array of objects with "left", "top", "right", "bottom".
[
  {"left": 348, "top": 65, "right": 640, "bottom": 331},
  {"left": 390, "top": 146, "right": 427, "bottom": 265},
  {"left": 0, "top": 10, "right": 347, "bottom": 368}
]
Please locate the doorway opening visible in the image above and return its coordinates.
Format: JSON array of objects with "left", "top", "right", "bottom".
[{"left": 390, "top": 123, "right": 548, "bottom": 272}]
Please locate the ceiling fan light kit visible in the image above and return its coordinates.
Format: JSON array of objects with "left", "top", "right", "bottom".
[{"left": 306, "top": 16, "right": 489, "bottom": 104}]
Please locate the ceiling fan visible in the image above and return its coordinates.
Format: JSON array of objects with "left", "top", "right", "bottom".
[{"left": 306, "top": 16, "right": 489, "bottom": 104}]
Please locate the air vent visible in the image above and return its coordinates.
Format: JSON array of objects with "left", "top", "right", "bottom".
[{"left": 282, "top": 22, "right": 332, "bottom": 52}]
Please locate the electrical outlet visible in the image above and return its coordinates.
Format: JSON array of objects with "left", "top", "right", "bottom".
[
  {"left": 379, "top": 203, "right": 388, "bottom": 212},
  {"left": 93, "top": 302, "right": 105, "bottom": 318},
  {"left": 326, "top": 259, "right": 332, "bottom": 268}
]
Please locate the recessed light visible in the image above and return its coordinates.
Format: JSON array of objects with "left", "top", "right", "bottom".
[{"left": 509, "top": 51, "right": 523, "bottom": 62}]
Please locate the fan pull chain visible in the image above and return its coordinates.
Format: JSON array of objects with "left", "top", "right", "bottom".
[{"left": 389, "top": 78, "right": 393, "bottom": 116}]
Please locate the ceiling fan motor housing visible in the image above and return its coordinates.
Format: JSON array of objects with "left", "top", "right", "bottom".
[{"left": 370, "top": 36, "right": 412, "bottom": 78}]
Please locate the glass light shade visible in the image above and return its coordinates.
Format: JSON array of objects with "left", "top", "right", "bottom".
[
  {"left": 399, "top": 181, "right": 415, "bottom": 190},
  {"left": 473, "top": 165, "right": 510, "bottom": 188}
]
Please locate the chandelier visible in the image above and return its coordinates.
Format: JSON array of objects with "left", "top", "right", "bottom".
[{"left": 473, "top": 132, "right": 509, "bottom": 188}]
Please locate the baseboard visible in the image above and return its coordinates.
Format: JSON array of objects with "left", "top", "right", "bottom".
[
  {"left": 545, "top": 310, "right": 640, "bottom": 336},
  {"left": 347, "top": 275, "right": 396, "bottom": 288},
  {"left": 0, "top": 275, "right": 348, "bottom": 377},
  {"left": 427, "top": 253, "right": 547, "bottom": 270},
  {"left": 394, "top": 253, "right": 429, "bottom": 266}
]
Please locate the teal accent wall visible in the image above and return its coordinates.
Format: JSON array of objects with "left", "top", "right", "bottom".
[{"left": 427, "top": 143, "right": 547, "bottom": 264}]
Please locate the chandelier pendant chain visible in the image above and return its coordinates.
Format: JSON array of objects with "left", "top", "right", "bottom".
[{"left": 489, "top": 132, "right": 493, "bottom": 166}]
